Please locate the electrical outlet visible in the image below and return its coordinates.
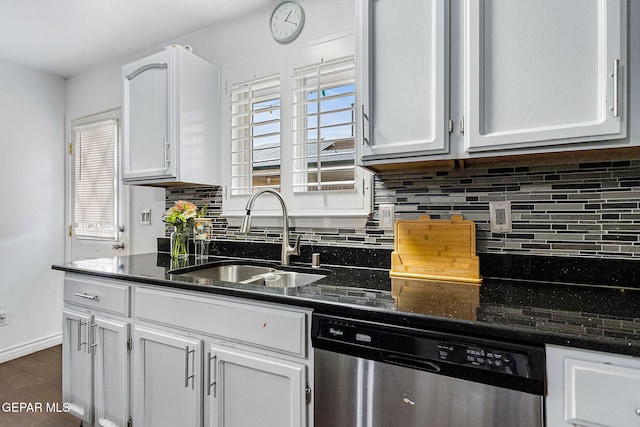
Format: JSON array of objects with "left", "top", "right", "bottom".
[
  {"left": 379, "top": 204, "right": 395, "bottom": 230},
  {"left": 0, "top": 305, "right": 8, "bottom": 326},
  {"left": 490, "top": 201, "right": 512, "bottom": 233}
]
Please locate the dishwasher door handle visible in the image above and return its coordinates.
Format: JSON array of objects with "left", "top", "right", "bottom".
[{"left": 381, "top": 353, "right": 442, "bottom": 373}]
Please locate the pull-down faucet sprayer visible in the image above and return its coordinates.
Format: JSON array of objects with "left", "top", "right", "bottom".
[{"left": 239, "top": 189, "right": 301, "bottom": 266}]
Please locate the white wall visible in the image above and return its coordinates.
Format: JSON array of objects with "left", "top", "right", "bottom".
[
  {"left": 0, "top": 58, "right": 65, "bottom": 361},
  {"left": 64, "top": 0, "right": 356, "bottom": 254}
]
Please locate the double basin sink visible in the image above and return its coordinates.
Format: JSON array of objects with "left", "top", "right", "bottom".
[{"left": 171, "top": 261, "right": 329, "bottom": 288}]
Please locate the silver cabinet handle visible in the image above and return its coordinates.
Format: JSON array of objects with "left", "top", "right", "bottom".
[
  {"left": 207, "top": 351, "right": 217, "bottom": 396},
  {"left": 74, "top": 292, "right": 99, "bottom": 301},
  {"left": 612, "top": 59, "right": 620, "bottom": 117},
  {"left": 184, "top": 346, "right": 195, "bottom": 388},
  {"left": 89, "top": 318, "right": 97, "bottom": 354},
  {"left": 77, "top": 319, "right": 87, "bottom": 352},
  {"left": 361, "top": 105, "right": 370, "bottom": 145},
  {"left": 125, "top": 62, "right": 168, "bottom": 80},
  {"left": 164, "top": 138, "right": 171, "bottom": 168}
]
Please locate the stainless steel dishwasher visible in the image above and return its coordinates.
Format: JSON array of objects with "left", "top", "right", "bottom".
[{"left": 312, "top": 313, "right": 545, "bottom": 427}]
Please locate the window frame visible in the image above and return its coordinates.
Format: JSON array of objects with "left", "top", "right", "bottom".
[{"left": 220, "top": 34, "right": 372, "bottom": 229}]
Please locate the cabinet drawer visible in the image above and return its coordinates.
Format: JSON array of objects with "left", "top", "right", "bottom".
[
  {"left": 64, "top": 276, "right": 130, "bottom": 316},
  {"left": 135, "top": 287, "right": 307, "bottom": 357},
  {"left": 565, "top": 358, "right": 640, "bottom": 427}
]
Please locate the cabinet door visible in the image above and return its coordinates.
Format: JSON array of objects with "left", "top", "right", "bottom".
[
  {"left": 464, "top": 0, "right": 626, "bottom": 152},
  {"left": 207, "top": 345, "right": 306, "bottom": 427},
  {"left": 122, "top": 49, "right": 176, "bottom": 181},
  {"left": 546, "top": 345, "right": 640, "bottom": 427},
  {"left": 133, "top": 326, "right": 203, "bottom": 427},
  {"left": 94, "top": 316, "right": 130, "bottom": 427},
  {"left": 62, "top": 309, "right": 93, "bottom": 424},
  {"left": 358, "top": 0, "right": 449, "bottom": 162}
]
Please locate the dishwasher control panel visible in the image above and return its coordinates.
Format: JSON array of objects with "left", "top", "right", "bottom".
[
  {"left": 312, "top": 313, "right": 545, "bottom": 387},
  {"left": 437, "top": 343, "right": 520, "bottom": 376}
]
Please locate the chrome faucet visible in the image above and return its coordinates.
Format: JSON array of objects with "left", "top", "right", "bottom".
[{"left": 239, "top": 189, "right": 301, "bottom": 266}]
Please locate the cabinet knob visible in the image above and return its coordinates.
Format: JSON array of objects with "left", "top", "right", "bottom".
[{"left": 635, "top": 408, "right": 640, "bottom": 416}]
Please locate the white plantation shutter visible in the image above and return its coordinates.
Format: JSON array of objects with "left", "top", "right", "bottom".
[
  {"left": 230, "top": 74, "right": 281, "bottom": 195},
  {"left": 73, "top": 119, "right": 119, "bottom": 240},
  {"left": 292, "top": 56, "right": 356, "bottom": 192},
  {"left": 222, "top": 35, "right": 372, "bottom": 225}
]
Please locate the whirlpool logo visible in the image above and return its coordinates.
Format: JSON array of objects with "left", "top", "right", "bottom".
[{"left": 328, "top": 327, "right": 344, "bottom": 337}]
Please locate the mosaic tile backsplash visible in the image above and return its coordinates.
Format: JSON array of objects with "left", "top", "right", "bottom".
[{"left": 166, "top": 159, "right": 640, "bottom": 259}]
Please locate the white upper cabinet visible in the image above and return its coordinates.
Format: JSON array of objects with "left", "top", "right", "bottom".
[
  {"left": 122, "top": 45, "right": 220, "bottom": 186},
  {"left": 464, "top": 0, "right": 627, "bottom": 153},
  {"left": 358, "top": 0, "right": 628, "bottom": 167},
  {"left": 357, "top": 0, "right": 450, "bottom": 164}
]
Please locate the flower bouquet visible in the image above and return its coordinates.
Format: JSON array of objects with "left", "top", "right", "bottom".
[{"left": 163, "top": 200, "right": 199, "bottom": 259}]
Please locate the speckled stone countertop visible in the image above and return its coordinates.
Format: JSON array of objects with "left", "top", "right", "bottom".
[{"left": 52, "top": 252, "right": 640, "bottom": 357}]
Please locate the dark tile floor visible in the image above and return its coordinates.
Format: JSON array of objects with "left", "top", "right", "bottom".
[{"left": 0, "top": 346, "right": 80, "bottom": 427}]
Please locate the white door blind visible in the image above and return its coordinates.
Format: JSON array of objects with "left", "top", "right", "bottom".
[
  {"left": 73, "top": 119, "right": 119, "bottom": 240},
  {"left": 292, "top": 56, "right": 356, "bottom": 192},
  {"left": 230, "top": 74, "right": 281, "bottom": 195}
]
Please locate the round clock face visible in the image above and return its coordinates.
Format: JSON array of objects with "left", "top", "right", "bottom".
[{"left": 270, "top": 1, "right": 305, "bottom": 44}]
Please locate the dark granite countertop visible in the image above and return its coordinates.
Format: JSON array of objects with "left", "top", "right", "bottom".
[{"left": 52, "top": 252, "right": 640, "bottom": 357}]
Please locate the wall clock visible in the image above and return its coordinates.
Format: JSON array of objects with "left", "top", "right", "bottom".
[{"left": 269, "top": 1, "right": 305, "bottom": 44}]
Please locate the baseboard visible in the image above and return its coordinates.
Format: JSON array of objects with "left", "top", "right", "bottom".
[{"left": 0, "top": 333, "right": 63, "bottom": 364}]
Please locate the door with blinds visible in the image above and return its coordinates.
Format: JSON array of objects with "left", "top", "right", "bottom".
[{"left": 68, "top": 109, "right": 129, "bottom": 261}]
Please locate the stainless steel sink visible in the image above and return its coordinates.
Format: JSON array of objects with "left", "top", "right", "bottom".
[
  {"left": 247, "top": 270, "right": 326, "bottom": 287},
  {"left": 174, "top": 263, "right": 327, "bottom": 288}
]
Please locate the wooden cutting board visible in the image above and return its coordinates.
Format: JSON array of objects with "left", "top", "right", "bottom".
[{"left": 390, "top": 215, "right": 481, "bottom": 284}]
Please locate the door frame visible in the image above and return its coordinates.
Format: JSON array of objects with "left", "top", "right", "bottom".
[{"left": 64, "top": 104, "right": 130, "bottom": 262}]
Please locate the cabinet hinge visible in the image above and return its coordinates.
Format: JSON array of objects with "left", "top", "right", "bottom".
[
  {"left": 127, "top": 337, "right": 133, "bottom": 351},
  {"left": 460, "top": 117, "right": 464, "bottom": 135},
  {"left": 68, "top": 225, "right": 72, "bottom": 237},
  {"left": 224, "top": 81, "right": 228, "bottom": 96},
  {"left": 305, "top": 382, "right": 311, "bottom": 404},
  {"left": 68, "top": 143, "right": 73, "bottom": 155},
  {"left": 448, "top": 119, "right": 454, "bottom": 135},
  {"left": 127, "top": 416, "right": 132, "bottom": 427}
]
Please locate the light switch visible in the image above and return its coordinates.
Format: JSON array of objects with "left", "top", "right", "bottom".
[{"left": 141, "top": 209, "right": 151, "bottom": 225}]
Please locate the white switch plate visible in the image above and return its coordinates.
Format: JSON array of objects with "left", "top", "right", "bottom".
[
  {"left": 489, "top": 201, "right": 512, "bottom": 232},
  {"left": 379, "top": 204, "right": 395, "bottom": 230},
  {"left": 140, "top": 209, "right": 151, "bottom": 225}
]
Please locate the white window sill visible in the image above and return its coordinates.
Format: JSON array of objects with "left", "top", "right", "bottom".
[{"left": 223, "top": 213, "right": 370, "bottom": 229}]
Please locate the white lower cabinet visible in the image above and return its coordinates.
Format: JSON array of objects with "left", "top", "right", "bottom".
[
  {"left": 132, "top": 325, "right": 203, "bottom": 427},
  {"left": 133, "top": 286, "right": 313, "bottom": 427},
  {"left": 62, "top": 309, "right": 131, "bottom": 427},
  {"left": 62, "top": 309, "right": 93, "bottom": 423},
  {"left": 62, "top": 275, "right": 131, "bottom": 427},
  {"left": 546, "top": 344, "right": 640, "bottom": 427},
  {"left": 207, "top": 344, "right": 306, "bottom": 427}
]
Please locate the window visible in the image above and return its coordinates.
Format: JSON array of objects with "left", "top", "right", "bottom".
[
  {"left": 221, "top": 35, "right": 372, "bottom": 227},
  {"left": 292, "top": 56, "right": 356, "bottom": 192},
  {"left": 230, "top": 75, "right": 281, "bottom": 195},
  {"left": 72, "top": 116, "right": 119, "bottom": 240}
]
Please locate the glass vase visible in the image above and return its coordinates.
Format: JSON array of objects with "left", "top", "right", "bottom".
[{"left": 170, "top": 227, "right": 189, "bottom": 259}]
